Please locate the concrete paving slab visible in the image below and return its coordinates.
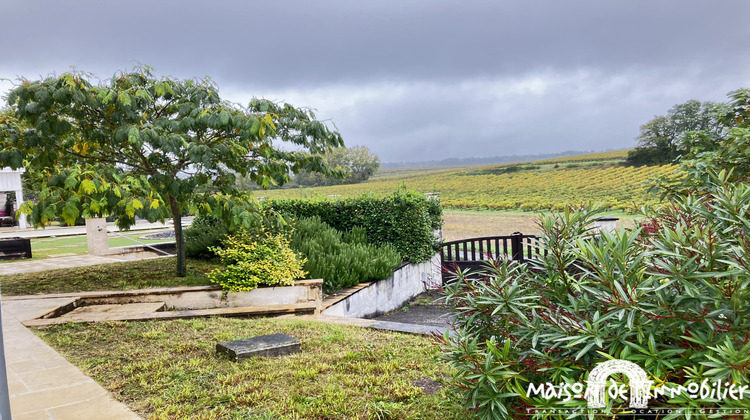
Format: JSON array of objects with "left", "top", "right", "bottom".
[
  {"left": 290, "top": 314, "right": 451, "bottom": 336},
  {"left": 374, "top": 305, "right": 455, "bottom": 328},
  {"left": 24, "top": 302, "right": 320, "bottom": 326},
  {"left": 1, "top": 302, "right": 141, "bottom": 419},
  {"left": 1, "top": 298, "right": 78, "bottom": 321},
  {"left": 0, "top": 253, "right": 165, "bottom": 275},
  {"left": 371, "top": 319, "right": 448, "bottom": 336},
  {"left": 217, "top": 333, "right": 301, "bottom": 361},
  {"left": 56, "top": 302, "right": 166, "bottom": 322}
]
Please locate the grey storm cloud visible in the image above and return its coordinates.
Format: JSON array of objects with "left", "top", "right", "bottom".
[{"left": 2, "top": 0, "right": 749, "bottom": 162}]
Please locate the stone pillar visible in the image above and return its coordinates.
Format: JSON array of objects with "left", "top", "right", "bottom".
[
  {"left": 14, "top": 189, "right": 26, "bottom": 229},
  {"left": 85, "top": 217, "right": 109, "bottom": 255}
]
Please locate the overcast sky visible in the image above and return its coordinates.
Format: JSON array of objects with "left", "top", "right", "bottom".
[{"left": 2, "top": 1, "right": 749, "bottom": 163}]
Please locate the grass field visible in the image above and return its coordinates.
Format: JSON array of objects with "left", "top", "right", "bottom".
[
  {"left": 27, "top": 230, "right": 172, "bottom": 259},
  {"left": 260, "top": 150, "right": 676, "bottom": 213},
  {"left": 0, "top": 229, "right": 174, "bottom": 264},
  {"left": 441, "top": 209, "right": 638, "bottom": 241},
  {"left": 35, "top": 318, "right": 467, "bottom": 419},
  {"left": 0, "top": 257, "right": 217, "bottom": 296}
]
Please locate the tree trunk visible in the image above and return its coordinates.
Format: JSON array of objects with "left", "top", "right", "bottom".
[{"left": 168, "top": 194, "right": 187, "bottom": 277}]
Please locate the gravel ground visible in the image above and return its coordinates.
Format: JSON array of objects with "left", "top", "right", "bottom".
[{"left": 140, "top": 231, "right": 176, "bottom": 240}]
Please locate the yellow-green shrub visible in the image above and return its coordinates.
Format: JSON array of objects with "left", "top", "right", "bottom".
[{"left": 208, "top": 231, "right": 307, "bottom": 292}]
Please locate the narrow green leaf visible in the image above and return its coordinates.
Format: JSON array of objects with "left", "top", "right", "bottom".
[{"left": 575, "top": 342, "right": 595, "bottom": 360}]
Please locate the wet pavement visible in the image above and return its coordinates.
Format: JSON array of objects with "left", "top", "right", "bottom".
[{"left": 374, "top": 290, "right": 455, "bottom": 328}]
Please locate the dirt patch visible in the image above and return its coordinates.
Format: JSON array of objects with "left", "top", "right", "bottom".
[
  {"left": 413, "top": 377, "right": 443, "bottom": 394},
  {"left": 442, "top": 211, "right": 541, "bottom": 241},
  {"left": 442, "top": 210, "right": 638, "bottom": 242}
]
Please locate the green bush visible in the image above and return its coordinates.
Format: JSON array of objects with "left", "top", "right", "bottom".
[
  {"left": 269, "top": 187, "right": 441, "bottom": 263},
  {"left": 438, "top": 174, "right": 750, "bottom": 418},
  {"left": 291, "top": 216, "right": 402, "bottom": 293},
  {"left": 184, "top": 215, "right": 230, "bottom": 259},
  {"left": 208, "top": 230, "right": 306, "bottom": 292}
]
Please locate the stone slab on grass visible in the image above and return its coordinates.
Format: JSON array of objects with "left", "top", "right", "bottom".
[{"left": 217, "top": 333, "right": 301, "bottom": 361}]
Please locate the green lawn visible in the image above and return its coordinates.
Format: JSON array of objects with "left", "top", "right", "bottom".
[
  {"left": 35, "top": 317, "right": 468, "bottom": 419},
  {"left": 0, "top": 257, "right": 218, "bottom": 296},
  {"left": 21, "top": 230, "right": 174, "bottom": 261}
]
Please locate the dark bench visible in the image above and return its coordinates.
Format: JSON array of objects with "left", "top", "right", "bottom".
[{"left": 0, "top": 237, "right": 32, "bottom": 260}]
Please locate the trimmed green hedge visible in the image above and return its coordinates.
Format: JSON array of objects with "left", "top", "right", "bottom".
[{"left": 268, "top": 188, "right": 442, "bottom": 263}]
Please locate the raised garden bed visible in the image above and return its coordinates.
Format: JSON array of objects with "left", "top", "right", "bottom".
[{"left": 13, "top": 280, "right": 323, "bottom": 326}]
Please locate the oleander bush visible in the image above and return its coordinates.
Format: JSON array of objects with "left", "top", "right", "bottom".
[
  {"left": 438, "top": 173, "right": 750, "bottom": 419},
  {"left": 290, "top": 216, "right": 403, "bottom": 293},
  {"left": 208, "top": 229, "right": 306, "bottom": 292}
]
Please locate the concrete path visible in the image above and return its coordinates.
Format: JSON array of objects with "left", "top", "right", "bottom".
[
  {"left": 0, "top": 238, "right": 165, "bottom": 418},
  {"left": 1, "top": 298, "right": 141, "bottom": 419},
  {"left": 0, "top": 252, "right": 165, "bottom": 276}
]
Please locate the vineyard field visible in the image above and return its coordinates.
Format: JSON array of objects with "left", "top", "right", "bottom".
[
  {"left": 260, "top": 154, "right": 678, "bottom": 213},
  {"left": 533, "top": 149, "right": 630, "bottom": 164}
]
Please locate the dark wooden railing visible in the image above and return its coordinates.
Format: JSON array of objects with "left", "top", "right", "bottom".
[{"left": 440, "top": 232, "right": 544, "bottom": 282}]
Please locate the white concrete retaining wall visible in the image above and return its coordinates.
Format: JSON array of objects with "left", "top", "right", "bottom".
[{"left": 322, "top": 253, "right": 441, "bottom": 319}]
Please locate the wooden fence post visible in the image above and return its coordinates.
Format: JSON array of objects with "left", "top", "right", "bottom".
[{"left": 511, "top": 232, "right": 524, "bottom": 262}]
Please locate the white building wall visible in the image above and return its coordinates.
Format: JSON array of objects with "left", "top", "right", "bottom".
[{"left": 0, "top": 168, "right": 26, "bottom": 229}]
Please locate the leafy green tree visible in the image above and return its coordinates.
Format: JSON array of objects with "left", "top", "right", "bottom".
[
  {"left": 0, "top": 66, "right": 344, "bottom": 276},
  {"left": 626, "top": 99, "right": 723, "bottom": 165},
  {"left": 293, "top": 145, "right": 381, "bottom": 186},
  {"left": 653, "top": 88, "right": 750, "bottom": 196},
  {"left": 0, "top": 109, "right": 41, "bottom": 198}
]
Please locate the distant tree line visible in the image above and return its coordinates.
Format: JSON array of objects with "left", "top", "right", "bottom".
[{"left": 382, "top": 151, "right": 597, "bottom": 169}]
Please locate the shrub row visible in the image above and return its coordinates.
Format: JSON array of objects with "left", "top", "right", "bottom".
[
  {"left": 184, "top": 215, "right": 229, "bottom": 259},
  {"left": 290, "top": 217, "right": 402, "bottom": 293},
  {"left": 268, "top": 187, "right": 442, "bottom": 263}
]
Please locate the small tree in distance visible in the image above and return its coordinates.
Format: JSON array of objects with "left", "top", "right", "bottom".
[
  {"left": 293, "top": 145, "right": 381, "bottom": 187},
  {"left": 0, "top": 66, "right": 345, "bottom": 276}
]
